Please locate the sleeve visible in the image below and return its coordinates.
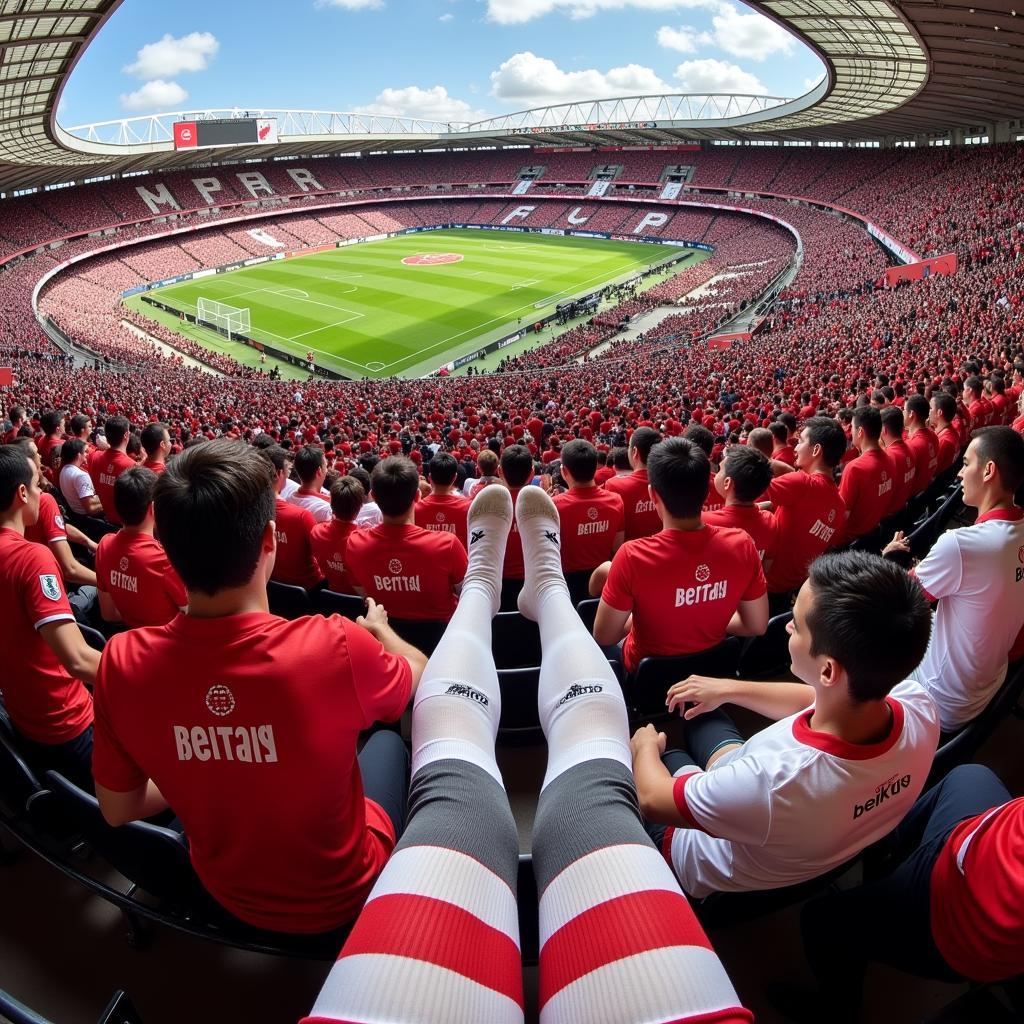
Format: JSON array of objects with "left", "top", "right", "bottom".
[
  {"left": 738, "top": 535, "right": 767, "bottom": 600},
  {"left": 91, "top": 645, "right": 149, "bottom": 792},
  {"left": 767, "top": 472, "right": 801, "bottom": 508},
  {"left": 673, "top": 757, "right": 773, "bottom": 844},
  {"left": 601, "top": 544, "right": 634, "bottom": 612},
  {"left": 94, "top": 537, "right": 110, "bottom": 594},
  {"left": 341, "top": 616, "right": 412, "bottom": 726},
  {"left": 37, "top": 495, "right": 67, "bottom": 544},
  {"left": 22, "top": 545, "right": 75, "bottom": 629},
  {"left": 913, "top": 531, "right": 963, "bottom": 601},
  {"left": 74, "top": 470, "right": 95, "bottom": 500},
  {"left": 449, "top": 536, "right": 468, "bottom": 587}
]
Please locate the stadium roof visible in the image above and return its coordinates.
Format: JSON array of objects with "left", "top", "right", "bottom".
[{"left": 0, "top": 0, "right": 1022, "bottom": 192}]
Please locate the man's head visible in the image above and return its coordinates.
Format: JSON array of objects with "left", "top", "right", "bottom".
[
  {"left": 499, "top": 444, "right": 534, "bottom": 488},
  {"left": 768, "top": 422, "right": 789, "bottom": 448},
  {"left": 628, "top": 427, "right": 661, "bottom": 469},
  {"left": 114, "top": 466, "right": 158, "bottom": 528},
  {"left": 904, "top": 394, "right": 930, "bottom": 429},
  {"left": 789, "top": 551, "right": 931, "bottom": 703},
  {"left": 60, "top": 438, "right": 87, "bottom": 468},
  {"left": 746, "top": 427, "right": 773, "bottom": 459},
  {"left": 880, "top": 406, "right": 905, "bottom": 444},
  {"left": 851, "top": 406, "right": 882, "bottom": 449},
  {"left": 963, "top": 375, "right": 983, "bottom": 403},
  {"left": 7, "top": 406, "right": 25, "bottom": 430},
  {"left": 294, "top": 444, "right": 326, "bottom": 488},
  {"left": 646, "top": 437, "right": 709, "bottom": 520},
  {"left": 370, "top": 456, "right": 420, "bottom": 517},
  {"left": 682, "top": 424, "right": 714, "bottom": 457},
  {"left": 560, "top": 439, "right": 597, "bottom": 486},
  {"left": 69, "top": 414, "right": 92, "bottom": 440},
  {"left": 929, "top": 391, "right": 956, "bottom": 429},
  {"left": 40, "top": 410, "right": 65, "bottom": 438},
  {"left": 426, "top": 451, "right": 459, "bottom": 489},
  {"left": 477, "top": 449, "right": 499, "bottom": 477},
  {"left": 795, "top": 417, "right": 846, "bottom": 471},
  {"left": 104, "top": 416, "right": 131, "bottom": 450},
  {"left": 141, "top": 422, "right": 170, "bottom": 462},
  {"left": 715, "top": 446, "right": 772, "bottom": 505},
  {"left": 155, "top": 439, "right": 276, "bottom": 596},
  {"left": 258, "top": 444, "right": 294, "bottom": 493},
  {"left": 611, "top": 446, "right": 630, "bottom": 472},
  {"left": 330, "top": 476, "right": 365, "bottom": 522},
  {"left": 0, "top": 444, "right": 40, "bottom": 526},
  {"left": 960, "top": 427, "right": 1024, "bottom": 507}
]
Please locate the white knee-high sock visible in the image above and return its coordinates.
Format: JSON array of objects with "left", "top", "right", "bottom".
[{"left": 515, "top": 487, "right": 631, "bottom": 791}]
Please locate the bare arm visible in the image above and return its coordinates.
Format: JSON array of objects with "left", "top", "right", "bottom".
[
  {"left": 38, "top": 620, "right": 101, "bottom": 686},
  {"left": 726, "top": 594, "right": 769, "bottom": 637},
  {"left": 593, "top": 599, "right": 630, "bottom": 646},
  {"left": 49, "top": 539, "right": 97, "bottom": 587},
  {"left": 98, "top": 590, "right": 122, "bottom": 624},
  {"left": 64, "top": 522, "right": 98, "bottom": 554},
  {"left": 357, "top": 598, "right": 428, "bottom": 694},
  {"left": 610, "top": 530, "right": 625, "bottom": 556},
  {"left": 95, "top": 780, "right": 170, "bottom": 826},
  {"left": 666, "top": 674, "right": 815, "bottom": 722},
  {"left": 630, "top": 725, "right": 688, "bottom": 825},
  {"left": 82, "top": 494, "right": 104, "bottom": 516}
]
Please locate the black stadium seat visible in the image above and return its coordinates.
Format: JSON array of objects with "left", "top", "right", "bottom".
[
  {"left": 390, "top": 618, "right": 447, "bottom": 656},
  {"left": 78, "top": 623, "right": 107, "bottom": 652},
  {"left": 627, "top": 638, "right": 743, "bottom": 719},
  {"left": 316, "top": 590, "right": 365, "bottom": 620},
  {"left": 737, "top": 612, "right": 794, "bottom": 680},
  {"left": 492, "top": 611, "right": 541, "bottom": 669},
  {"left": 266, "top": 580, "right": 314, "bottom": 619},
  {"left": 0, "top": 987, "right": 145, "bottom": 1024},
  {"left": 576, "top": 597, "right": 599, "bottom": 632}
]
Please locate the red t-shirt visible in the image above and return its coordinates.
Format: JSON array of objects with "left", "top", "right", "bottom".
[
  {"left": 503, "top": 486, "right": 525, "bottom": 580},
  {"left": 92, "top": 612, "right": 411, "bottom": 933},
  {"left": 552, "top": 484, "right": 625, "bottom": 572},
  {"left": 884, "top": 439, "right": 916, "bottom": 516},
  {"left": 0, "top": 528, "right": 93, "bottom": 744},
  {"left": 594, "top": 466, "right": 615, "bottom": 485},
  {"left": 345, "top": 523, "right": 467, "bottom": 620},
  {"left": 602, "top": 525, "right": 765, "bottom": 673},
  {"left": 310, "top": 518, "right": 359, "bottom": 594},
  {"left": 764, "top": 471, "right": 846, "bottom": 593},
  {"left": 95, "top": 531, "right": 186, "bottom": 628},
  {"left": 88, "top": 449, "right": 135, "bottom": 525},
  {"left": 906, "top": 427, "right": 940, "bottom": 495},
  {"left": 935, "top": 427, "right": 959, "bottom": 474},
  {"left": 414, "top": 492, "right": 470, "bottom": 550},
  {"left": 273, "top": 498, "right": 324, "bottom": 589},
  {"left": 141, "top": 458, "right": 166, "bottom": 475},
  {"left": 24, "top": 492, "right": 68, "bottom": 550},
  {"left": 37, "top": 436, "right": 64, "bottom": 482},
  {"left": 838, "top": 448, "right": 892, "bottom": 540},
  {"left": 704, "top": 505, "right": 779, "bottom": 562},
  {"left": 930, "top": 798, "right": 1024, "bottom": 983},
  {"left": 702, "top": 470, "right": 726, "bottom": 514},
  {"left": 604, "top": 469, "right": 660, "bottom": 540},
  {"left": 772, "top": 445, "right": 796, "bottom": 467}
]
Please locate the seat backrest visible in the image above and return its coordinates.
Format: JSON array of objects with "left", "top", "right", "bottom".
[
  {"left": 563, "top": 569, "right": 594, "bottom": 607},
  {"left": 0, "top": 724, "right": 45, "bottom": 818},
  {"left": 631, "top": 638, "right": 742, "bottom": 716},
  {"left": 492, "top": 611, "right": 542, "bottom": 669},
  {"left": 266, "top": 580, "right": 314, "bottom": 619},
  {"left": 45, "top": 771, "right": 198, "bottom": 908},
  {"left": 737, "top": 612, "right": 794, "bottom": 680},
  {"left": 497, "top": 666, "right": 541, "bottom": 733},
  {"left": 316, "top": 590, "right": 365, "bottom": 620},
  {"left": 576, "top": 598, "right": 600, "bottom": 633},
  {"left": 390, "top": 618, "right": 447, "bottom": 656},
  {"left": 97, "top": 990, "right": 145, "bottom": 1024},
  {"left": 908, "top": 484, "right": 963, "bottom": 559},
  {"left": 78, "top": 623, "right": 107, "bottom": 652},
  {"left": 0, "top": 985, "right": 54, "bottom": 1024}
]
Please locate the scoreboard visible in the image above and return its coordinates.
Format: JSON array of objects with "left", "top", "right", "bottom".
[{"left": 173, "top": 117, "right": 278, "bottom": 150}]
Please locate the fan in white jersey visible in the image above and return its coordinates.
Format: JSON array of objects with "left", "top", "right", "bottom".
[
  {"left": 632, "top": 549, "right": 940, "bottom": 897},
  {"left": 885, "top": 426, "right": 1024, "bottom": 731}
]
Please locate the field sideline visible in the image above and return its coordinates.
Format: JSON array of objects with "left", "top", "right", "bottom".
[{"left": 134, "top": 230, "right": 700, "bottom": 379}]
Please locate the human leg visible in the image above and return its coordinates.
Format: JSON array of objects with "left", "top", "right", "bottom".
[
  {"left": 356, "top": 730, "right": 409, "bottom": 839},
  {"left": 517, "top": 487, "right": 750, "bottom": 1024},
  {"left": 303, "top": 488, "right": 523, "bottom": 1024}
]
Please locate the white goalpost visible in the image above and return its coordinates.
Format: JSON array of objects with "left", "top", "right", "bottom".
[{"left": 196, "top": 297, "right": 251, "bottom": 339}]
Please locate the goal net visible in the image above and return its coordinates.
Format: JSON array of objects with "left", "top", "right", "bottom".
[{"left": 196, "top": 298, "right": 251, "bottom": 339}]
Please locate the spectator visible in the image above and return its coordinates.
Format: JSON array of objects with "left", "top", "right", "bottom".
[
  {"left": 36, "top": 409, "right": 66, "bottom": 482},
  {"left": 748, "top": 427, "right": 794, "bottom": 479},
  {"left": 880, "top": 407, "right": 916, "bottom": 518},
  {"left": 95, "top": 466, "right": 187, "bottom": 628},
  {"left": 594, "top": 437, "right": 768, "bottom": 675},
  {"left": 350, "top": 466, "right": 383, "bottom": 529},
  {"left": 769, "top": 422, "right": 795, "bottom": 467},
  {"left": 140, "top": 421, "right": 171, "bottom": 474},
  {"left": 261, "top": 445, "right": 324, "bottom": 590},
  {"left": 498, "top": 443, "right": 534, "bottom": 605},
  {"left": 310, "top": 476, "right": 363, "bottom": 595},
  {"left": 289, "top": 444, "right": 332, "bottom": 524},
  {"left": 0, "top": 445, "right": 98, "bottom": 791},
  {"left": 705, "top": 446, "right": 779, "bottom": 563},
  {"left": 632, "top": 550, "right": 939, "bottom": 897},
  {"left": 885, "top": 427, "right": 1024, "bottom": 732},
  {"left": 838, "top": 407, "right": 891, "bottom": 543},
  {"left": 904, "top": 395, "right": 940, "bottom": 496},
  {"left": 58, "top": 439, "right": 102, "bottom": 516},
  {"left": 414, "top": 451, "right": 470, "bottom": 548},
  {"left": 928, "top": 392, "right": 961, "bottom": 473},
  {"left": 88, "top": 415, "right": 134, "bottom": 525},
  {"left": 463, "top": 448, "right": 499, "bottom": 497},
  {"left": 963, "top": 375, "right": 992, "bottom": 431},
  {"left": 346, "top": 456, "right": 467, "bottom": 621},
  {"left": 2, "top": 405, "right": 26, "bottom": 444},
  {"left": 604, "top": 426, "right": 663, "bottom": 540}
]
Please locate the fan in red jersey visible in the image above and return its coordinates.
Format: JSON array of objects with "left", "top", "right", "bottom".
[
  {"left": 140, "top": 422, "right": 171, "bottom": 475},
  {"left": 261, "top": 445, "right": 324, "bottom": 590},
  {"left": 310, "top": 476, "right": 363, "bottom": 594},
  {"left": 604, "top": 426, "right": 663, "bottom": 540},
  {"left": 903, "top": 394, "right": 940, "bottom": 496},
  {"left": 837, "top": 407, "right": 891, "bottom": 544},
  {"left": 704, "top": 445, "right": 779, "bottom": 564},
  {"left": 929, "top": 392, "right": 962, "bottom": 473},
  {"left": 414, "top": 451, "right": 470, "bottom": 549},
  {"left": 88, "top": 416, "right": 135, "bottom": 525},
  {"left": 880, "top": 407, "right": 917, "bottom": 518}
]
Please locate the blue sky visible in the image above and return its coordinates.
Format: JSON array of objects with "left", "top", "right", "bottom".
[{"left": 60, "top": 0, "right": 825, "bottom": 127}]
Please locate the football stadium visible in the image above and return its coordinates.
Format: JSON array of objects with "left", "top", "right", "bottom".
[{"left": 1, "top": 2, "right": 1023, "bottom": 1023}]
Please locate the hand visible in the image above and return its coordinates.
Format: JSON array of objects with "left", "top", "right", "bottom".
[
  {"left": 882, "top": 531, "right": 910, "bottom": 557},
  {"left": 666, "top": 674, "right": 732, "bottom": 719},
  {"left": 630, "top": 724, "right": 666, "bottom": 761},
  {"left": 356, "top": 597, "right": 388, "bottom": 637},
  {"left": 86, "top": 539, "right": 98, "bottom": 555}
]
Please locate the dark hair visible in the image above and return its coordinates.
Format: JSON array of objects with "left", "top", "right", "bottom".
[
  {"left": 114, "top": 466, "right": 158, "bottom": 527},
  {"left": 500, "top": 444, "right": 534, "bottom": 488},
  {"left": 904, "top": 394, "right": 930, "bottom": 424},
  {"left": 683, "top": 424, "right": 714, "bottom": 457},
  {"left": 427, "top": 451, "right": 458, "bottom": 487},
  {"left": 803, "top": 417, "right": 847, "bottom": 468},
  {"left": 40, "top": 410, "right": 64, "bottom": 437},
  {"left": 852, "top": 405, "right": 882, "bottom": 442},
  {"left": 141, "top": 422, "right": 169, "bottom": 458},
  {"left": 330, "top": 476, "right": 364, "bottom": 521},
  {"left": 628, "top": 426, "right": 661, "bottom": 464},
  {"left": 971, "top": 427, "right": 1024, "bottom": 494},
  {"left": 258, "top": 444, "right": 292, "bottom": 475},
  {"left": 60, "top": 438, "right": 87, "bottom": 466},
  {"left": 930, "top": 391, "right": 956, "bottom": 422},
  {"left": 154, "top": 439, "right": 275, "bottom": 596},
  {"left": 646, "top": 437, "right": 709, "bottom": 518},
  {"left": 722, "top": 446, "right": 772, "bottom": 503},
  {"left": 880, "top": 406, "right": 905, "bottom": 437},
  {"left": 104, "top": 416, "right": 130, "bottom": 448},
  {"left": 963, "top": 375, "right": 983, "bottom": 399},
  {"left": 349, "top": 466, "right": 372, "bottom": 493},
  {"left": 293, "top": 444, "right": 325, "bottom": 485},
  {"left": 768, "top": 422, "right": 788, "bottom": 444},
  {"left": 7, "top": 405, "right": 25, "bottom": 424},
  {"left": 560, "top": 439, "right": 597, "bottom": 483},
  {"left": 611, "top": 446, "right": 630, "bottom": 471},
  {"left": 69, "top": 414, "right": 91, "bottom": 437},
  {"left": 370, "top": 456, "right": 419, "bottom": 517},
  {"left": 780, "top": 412, "right": 797, "bottom": 433},
  {"left": 251, "top": 433, "right": 276, "bottom": 450},
  {"left": 0, "top": 444, "right": 34, "bottom": 510},
  {"left": 806, "top": 551, "right": 931, "bottom": 702}
]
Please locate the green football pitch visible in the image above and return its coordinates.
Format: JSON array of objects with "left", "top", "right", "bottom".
[{"left": 131, "top": 230, "right": 701, "bottom": 379}]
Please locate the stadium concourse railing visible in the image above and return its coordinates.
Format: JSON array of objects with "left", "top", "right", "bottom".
[{"left": 12, "top": 176, "right": 907, "bottom": 379}]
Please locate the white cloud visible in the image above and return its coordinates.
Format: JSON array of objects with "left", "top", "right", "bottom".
[
  {"left": 803, "top": 71, "right": 826, "bottom": 92},
  {"left": 120, "top": 79, "right": 188, "bottom": 111},
  {"left": 439, "top": 11, "right": 454, "bottom": 19},
  {"left": 707, "top": 3, "right": 793, "bottom": 61},
  {"left": 315, "top": 0, "right": 383, "bottom": 8},
  {"left": 656, "top": 24, "right": 710, "bottom": 53},
  {"left": 354, "top": 85, "right": 484, "bottom": 123},
  {"left": 673, "top": 58, "right": 767, "bottom": 95},
  {"left": 123, "top": 32, "right": 219, "bottom": 79},
  {"left": 491, "top": 51, "right": 669, "bottom": 108},
  {"left": 486, "top": 0, "right": 721, "bottom": 25}
]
